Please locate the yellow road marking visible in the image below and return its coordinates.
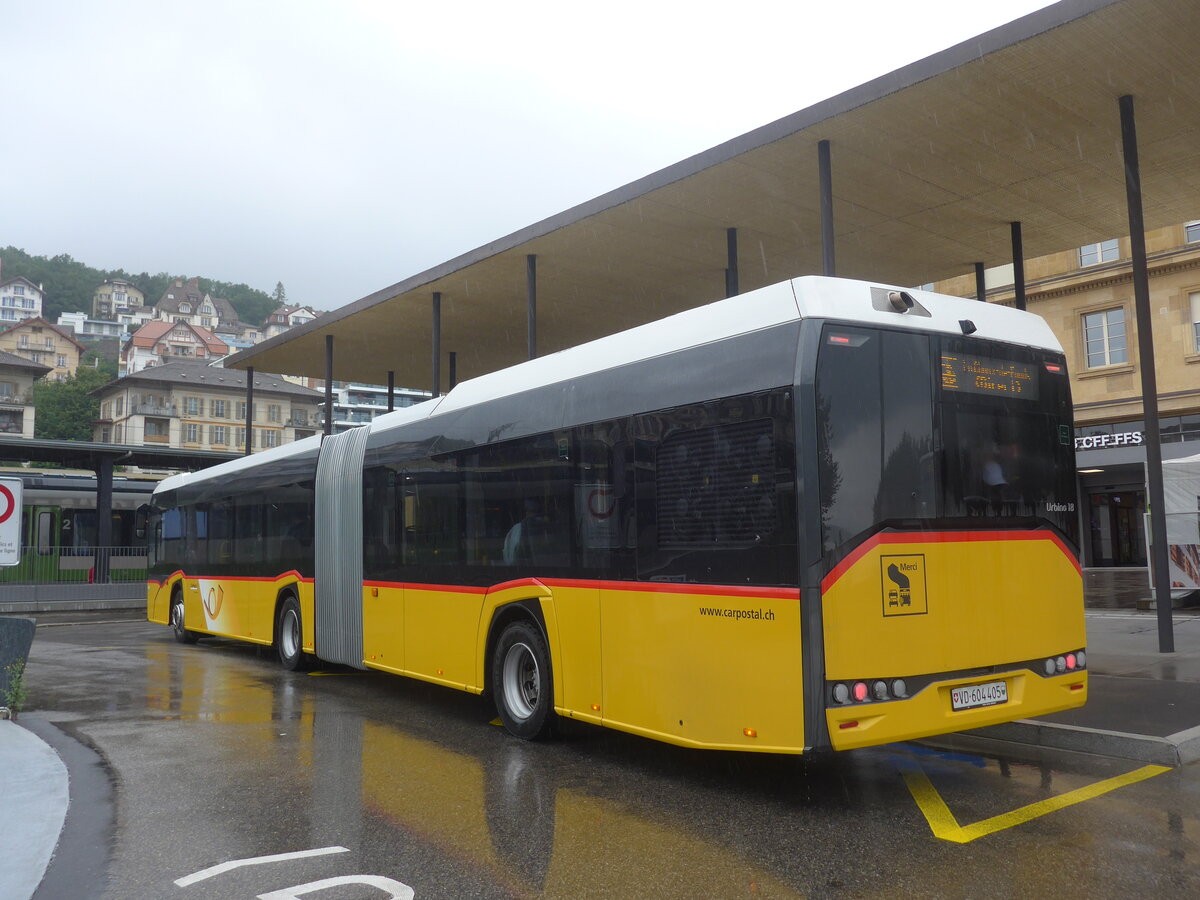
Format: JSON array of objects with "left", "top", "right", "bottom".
[{"left": 903, "top": 763, "right": 1170, "bottom": 843}]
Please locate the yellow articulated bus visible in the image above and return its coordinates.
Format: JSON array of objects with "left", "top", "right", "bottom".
[{"left": 146, "top": 275, "right": 1086, "bottom": 754}]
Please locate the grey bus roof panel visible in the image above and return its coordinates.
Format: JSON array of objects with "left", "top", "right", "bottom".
[{"left": 155, "top": 432, "right": 323, "bottom": 498}]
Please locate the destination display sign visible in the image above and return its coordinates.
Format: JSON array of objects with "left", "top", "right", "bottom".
[{"left": 940, "top": 354, "right": 1038, "bottom": 400}]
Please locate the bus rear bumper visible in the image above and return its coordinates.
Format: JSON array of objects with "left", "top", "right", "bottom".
[{"left": 825, "top": 668, "right": 1087, "bottom": 751}]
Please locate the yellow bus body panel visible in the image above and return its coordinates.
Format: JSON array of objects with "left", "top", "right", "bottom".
[
  {"left": 538, "top": 583, "right": 602, "bottom": 726},
  {"left": 363, "top": 583, "right": 404, "bottom": 672},
  {"left": 147, "top": 576, "right": 171, "bottom": 625},
  {"left": 599, "top": 585, "right": 804, "bottom": 753},
  {"left": 402, "top": 585, "right": 485, "bottom": 689},
  {"left": 822, "top": 532, "right": 1085, "bottom": 750}
]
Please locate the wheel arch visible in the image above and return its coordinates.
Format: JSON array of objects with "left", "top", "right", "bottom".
[
  {"left": 478, "top": 580, "right": 557, "bottom": 703},
  {"left": 272, "top": 581, "right": 303, "bottom": 647}
]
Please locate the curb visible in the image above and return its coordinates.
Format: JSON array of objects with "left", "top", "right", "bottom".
[{"left": 930, "top": 719, "right": 1200, "bottom": 767}]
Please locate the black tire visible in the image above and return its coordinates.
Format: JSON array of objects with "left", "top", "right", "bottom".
[
  {"left": 491, "top": 619, "right": 555, "bottom": 740},
  {"left": 170, "top": 589, "right": 199, "bottom": 645},
  {"left": 276, "top": 595, "right": 308, "bottom": 671}
]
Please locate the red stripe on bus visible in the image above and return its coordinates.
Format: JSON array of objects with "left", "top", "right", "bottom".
[
  {"left": 356, "top": 577, "right": 798, "bottom": 600},
  {"left": 165, "top": 570, "right": 314, "bottom": 584},
  {"left": 821, "top": 529, "right": 1080, "bottom": 593}
]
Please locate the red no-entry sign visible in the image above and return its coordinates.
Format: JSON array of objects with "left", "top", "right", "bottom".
[{"left": 0, "top": 478, "right": 22, "bottom": 566}]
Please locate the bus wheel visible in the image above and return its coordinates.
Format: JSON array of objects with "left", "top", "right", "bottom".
[
  {"left": 492, "top": 620, "right": 555, "bottom": 740},
  {"left": 276, "top": 595, "right": 308, "bottom": 671},
  {"left": 170, "top": 590, "right": 199, "bottom": 645}
]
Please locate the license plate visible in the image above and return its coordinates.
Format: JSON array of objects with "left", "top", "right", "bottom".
[{"left": 950, "top": 680, "right": 1008, "bottom": 711}]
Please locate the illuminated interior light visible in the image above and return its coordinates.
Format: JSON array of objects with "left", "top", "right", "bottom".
[
  {"left": 743, "top": 728, "right": 758, "bottom": 738},
  {"left": 829, "top": 335, "right": 851, "bottom": 345},
  {"left": 591, "top": 703, "right": 600, "bottom": 711},
  {"left": 1045, "top": 363, "right": 1063, "bottom": 373}
]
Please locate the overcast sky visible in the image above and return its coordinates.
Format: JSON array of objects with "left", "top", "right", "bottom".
[{"left": 4, "top": 0, "right": 1056, "bottom": 312}]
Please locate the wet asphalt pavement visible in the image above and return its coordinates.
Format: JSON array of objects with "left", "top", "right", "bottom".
[{"left": 21, "top": 615, "right": 1200, "bottom": 899}]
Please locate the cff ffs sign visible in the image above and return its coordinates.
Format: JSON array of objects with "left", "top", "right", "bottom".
[{"left": 0, "top": 478, "right": 22, "bottom": 566}]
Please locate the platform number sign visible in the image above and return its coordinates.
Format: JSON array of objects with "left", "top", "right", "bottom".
[{"left": 0, "top": 478, "right": 21, "bottom": 566}]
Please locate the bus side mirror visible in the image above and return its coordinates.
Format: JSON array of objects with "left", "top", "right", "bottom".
[{"left": 134, "top": 504, "right": 149, "bottom": 541}]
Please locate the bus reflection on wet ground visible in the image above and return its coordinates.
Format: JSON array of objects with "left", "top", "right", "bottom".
[{"left": 24, "top": 620, "right": 1200, "bottom": 899}]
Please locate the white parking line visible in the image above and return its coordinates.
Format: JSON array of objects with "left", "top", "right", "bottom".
[{"left": 174, "top": 846, "right": 350, "bottom": 887}]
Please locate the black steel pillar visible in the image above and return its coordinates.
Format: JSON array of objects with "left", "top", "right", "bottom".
[
  {"left": 527, "top": 254, "right": 537, "bottom": 360},
  {"left": 245, "top": 366, "right": 255, "bottom": 455},
  {"left": 94, "top": 455, "right": 113, "bottom": 583},
  {"left": 432, "top": 292, "right": 442, "bottom": 398},
  {"left": 323, "top": 337, "right": 333, "bottom": 437},
  {"left": 1120, "top": 93, "right": 1173, "bottom": 651},
  {"left": 974, "top": 262, "right": 987, "bottom": 302},
  {"left": 1010, "top": 222, "right": 1027, "bottom": 311},
  {"left": 387, "top": 370, "right": 395, "bottom": 412},
  {"left": 725, "top": 227, "right": 739, "bottom": 298},
  {"left": 818, "top": 140, "right": 836, "bottom": 277},
  {"left": 449, "top": 352, "right": 458, "bottom": 391}
]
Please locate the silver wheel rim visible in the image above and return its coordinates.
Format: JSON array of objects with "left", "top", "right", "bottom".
[
  {"left": 281, "top": 609, "right": 300, "bottom": 660},
  {"left": 171, "top": 600, "right": 183, "bottom": 633},
  {"left": 502, "top": 642, "right": 539, "bottom": 721}
]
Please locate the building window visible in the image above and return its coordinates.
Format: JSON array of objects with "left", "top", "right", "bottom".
[
  {"left": 212, "top": 399, "right": 227, "bottom": 418},
  {"left": 185, "top": 397, "right": 200, "bottom": 416},
  {"left": 115, "top": 397, "right": 123, "bottom": 416},
  {"left": 212, "top": 425, "right": 228, "bottom": 445},
  {"left": 56, "top": 355, "right": 67, "bottom": 367},
  {"left": 1191, "top": 291, "right": 1200, "bottom": 354},
  {"left": 236, "top": 427, "right": 246, "bottom": 448},
  {"left": 185, "top": 423, "right": 201, "bottom": 443},
  {"left": 13, "top": 286, "right": 24, "bottom": 295},
  {"left": 0, "top": 382, "right": 13, "bottom": 398},
  {"left": 1187, "top": 222, "right": 1200, "bottom": 244},
  {"left": 268, "top": 403, "right": 281, "bottom": 423},
  {"left": 1083, "top": 307, "right": 1128, "bottom": 367},
  {"left": 262, "top": 430, "right": 279, "bottom": 449},
  {"left": 1079, "top": 239, "right": 1120, "bottom": 267}
]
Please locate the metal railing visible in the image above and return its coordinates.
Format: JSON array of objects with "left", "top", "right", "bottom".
[{"left": 0, "top": 546, "right": 148, "bottom": 585}]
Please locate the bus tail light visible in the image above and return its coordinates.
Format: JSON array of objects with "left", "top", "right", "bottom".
[{"left": 1044, "top": 649, "right": 1086, "bottom": 677}]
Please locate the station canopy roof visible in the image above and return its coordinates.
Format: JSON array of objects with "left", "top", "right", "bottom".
[{"left": 227, "top": 0, "right": 1200, "bottom": 388}]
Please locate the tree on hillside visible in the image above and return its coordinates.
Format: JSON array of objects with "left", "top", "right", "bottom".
[
  {"left": 80, "top": 350, "right": 119, "bottom": 380},
  {"left": 201, "top": 279, "right": 275, "bottom": 326},
  {"left": 272, "top": 281, "right": 288, "bottom": 306},
  {"left": 1, "top": 246, "right": 280, "bottom": 329},
  {"left": 32, "top": 367, "right": 113, "bottom": 442}
]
